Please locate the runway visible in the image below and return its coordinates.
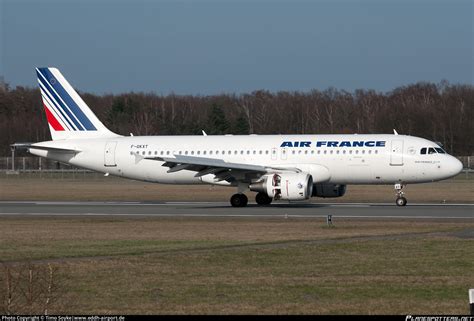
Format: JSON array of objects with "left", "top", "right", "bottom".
[{"left": 0, "top": 201, "right": 473, "bottom": 219}]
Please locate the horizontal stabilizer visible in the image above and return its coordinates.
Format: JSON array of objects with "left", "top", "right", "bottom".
[{"left": 11, "top": 143, "right": 80, "bottom": 153}]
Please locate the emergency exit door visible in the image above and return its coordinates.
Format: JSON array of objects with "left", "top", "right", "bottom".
[
  {"left": 104, "top": 142, "right": 117, "bottom": 167},
  {"left": 271, "top": 148, "right": 277, "bottom": 160},
  {"left": 390, "top": 140, "right": 404, "bottom": 166}
]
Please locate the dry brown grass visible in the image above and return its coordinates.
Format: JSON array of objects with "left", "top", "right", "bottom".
[
  {"left": 0, "top": 173, "right": 472, "bottom": 203},
  {"left": 0, "top": 216, "right": 473, "bottom": 314},
  {"left": 0, "top": 217, "right": 468, "bottom": 245}
]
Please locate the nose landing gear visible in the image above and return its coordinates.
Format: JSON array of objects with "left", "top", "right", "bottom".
[{"left": 394, "top": 183, "right": 407, "bottom": 206}]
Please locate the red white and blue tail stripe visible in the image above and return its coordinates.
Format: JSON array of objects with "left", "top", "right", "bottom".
[{"left": 36, "top": 67, "right": 117, "bottom": 140}]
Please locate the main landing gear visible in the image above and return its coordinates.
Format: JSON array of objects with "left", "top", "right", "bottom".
[
  {"left": 394, "top": 183, "right": 407, "bottom": 206},
  {"left": 255, "top": 192, "right": 272, "bottom": 206},
  {"left": 230, "top": 193, "right": 248, "bottom": 207},
  {"left": 230, "top": 192, "right": 273, "bottom": 207}
]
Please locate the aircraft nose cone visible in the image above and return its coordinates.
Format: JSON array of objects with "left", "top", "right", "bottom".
[
  {"left": 454, "top": 157, "right": 463, "bottom": 174},
  {"left": 448, "top": 157, "right": 463, "bottom": 177}
]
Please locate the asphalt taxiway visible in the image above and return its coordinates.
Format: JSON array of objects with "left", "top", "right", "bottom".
[{"left": 0, "top": 201, "right": 473, "bottom": 219}]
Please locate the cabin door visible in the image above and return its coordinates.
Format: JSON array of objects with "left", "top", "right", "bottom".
[
  {"left": 104, "top": 141, "right": 118, "bottom": 167},
  {"left": 390, "top": 140, "right": 404, "bottom": 166}
]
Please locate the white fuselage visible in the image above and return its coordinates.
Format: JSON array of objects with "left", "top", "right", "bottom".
[{"left": 29, "top": 134, "right": 462, "bottom": 186}]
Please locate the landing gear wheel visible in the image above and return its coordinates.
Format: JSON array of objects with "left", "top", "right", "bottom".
[
  {"left": 255, "top": 192, "right": 272, "bottom": 206},
  {"left": 230, "top": 193, "right": 248, "bottom": 207},
  {"left": 396, "top": 197, "right": 407, "bottom": 207},
  {"left": 394, "top": 183, "right": 407, "bottom": 206}
]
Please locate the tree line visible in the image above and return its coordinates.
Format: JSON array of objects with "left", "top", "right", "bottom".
[{"left": 0, "top": 81, "right": 472, "bottom": 155}]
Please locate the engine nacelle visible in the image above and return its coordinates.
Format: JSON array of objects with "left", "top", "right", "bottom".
[
  {"left": 250, "top": 173, "right": 313, "bottom": 201},
  {"left": 312, "top": 184, "right": 346, "bottom": 198}
]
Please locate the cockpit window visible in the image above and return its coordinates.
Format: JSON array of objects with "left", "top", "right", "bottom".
[{"left": 421, "top": 147, "right": 444, "bottom": 155}]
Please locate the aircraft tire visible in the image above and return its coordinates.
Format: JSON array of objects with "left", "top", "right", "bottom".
[
  {"left": 396, "top": 197, "right": 407, "bottom": 206},
  {"left": 255, "top": 192, "right": 272, "bottom": 206},
  {"left": 230, "top": 193, "right": 248, "bottom": 207}
]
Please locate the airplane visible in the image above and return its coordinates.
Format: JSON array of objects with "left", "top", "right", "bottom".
[{"left": 12, "top": 67, "right": 463, "bottom": 207}]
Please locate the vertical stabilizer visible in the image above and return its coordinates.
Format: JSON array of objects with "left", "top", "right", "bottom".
[{"left": 36, "top": 67, "right": 119, "bottom": 140}]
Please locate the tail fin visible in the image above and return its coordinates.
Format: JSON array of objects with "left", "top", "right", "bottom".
[{"left": 36, "top": 67, "right": 119, "bottom": 140}]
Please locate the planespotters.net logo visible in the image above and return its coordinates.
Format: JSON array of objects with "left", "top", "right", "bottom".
[{"left": 406, "top": 316, "right": 474, "bottom": 321}]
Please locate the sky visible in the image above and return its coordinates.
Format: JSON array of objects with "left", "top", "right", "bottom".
[{"left": 1, "top": 0, "right": 473, "bottom": 95}]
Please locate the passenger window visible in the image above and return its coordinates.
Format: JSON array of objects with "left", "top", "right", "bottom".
[
  {"left": 421, "top": 148, "right": 427, "bottom": 155},
  {"left": 428, "top": 148, "right": 436, "bottom": 154}
]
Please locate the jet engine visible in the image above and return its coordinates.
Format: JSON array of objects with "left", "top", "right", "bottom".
[
  {"left": 250, "top": 173, "right": 313, "bottom": 201},
  {"left": 312, "top": 184, "right": 346, "bottom": 198}
]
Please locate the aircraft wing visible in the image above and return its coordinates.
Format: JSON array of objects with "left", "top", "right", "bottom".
[{"left": 137, "top": 154, "right": 300, "bottom": 183}]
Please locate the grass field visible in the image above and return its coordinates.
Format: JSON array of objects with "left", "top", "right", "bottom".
[
  {"left": 0, "top": 217, "right": 473, "bottom": 314},
  {"left": 0, "top": 172, "right": 473, "bottom": 203},
  {"left": 0, "top": 173, "right": 473, "bottom": 314}
]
